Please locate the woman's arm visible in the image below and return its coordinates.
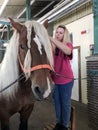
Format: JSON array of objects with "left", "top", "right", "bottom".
[
  {"left": 50, "top": 37, "right": 72, "bottom": 55},
  {"left": 51, "top": 40, "right": 56, "bottom": 54}
]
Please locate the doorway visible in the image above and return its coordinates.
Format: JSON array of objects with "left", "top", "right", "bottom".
[{"left": 71, "top": 46, "right": 81, "bottom": 102}]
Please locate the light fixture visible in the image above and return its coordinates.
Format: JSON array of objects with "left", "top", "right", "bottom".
[{"left": 0, "top": 0, "right": 9, "bottom": 16}]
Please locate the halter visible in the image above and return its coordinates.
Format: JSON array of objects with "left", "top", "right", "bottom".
[{"left": 18, "top": 54, "right": 52, "bottom": 74}]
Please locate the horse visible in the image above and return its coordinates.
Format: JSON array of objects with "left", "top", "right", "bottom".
[{"left": 0, "top": 18, "right": 53, "bottom": 130}]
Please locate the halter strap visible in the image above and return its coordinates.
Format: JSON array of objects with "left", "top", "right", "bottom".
[{"left": 18, "top": 55, "right": 52, "bottom": 73}]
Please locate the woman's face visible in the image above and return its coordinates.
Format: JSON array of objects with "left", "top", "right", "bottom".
[{"left": 55, "top": 27, "right": 65, "bottom": 42}]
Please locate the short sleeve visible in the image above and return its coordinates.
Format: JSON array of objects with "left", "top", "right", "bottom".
[
  {"left": 66, "top": 42, "right": 73, "bottom": 60},
  {"left": 67, "top": 42, "right": 73, "bottom": 50}
]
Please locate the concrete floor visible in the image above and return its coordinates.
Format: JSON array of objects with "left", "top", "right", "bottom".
[{"left": 7, "top": 95, "right": 93, "bottom": 130}]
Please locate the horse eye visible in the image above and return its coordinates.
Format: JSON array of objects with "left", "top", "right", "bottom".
[{"left": 20, "top": 44, "right": 25, "bottom": 49}]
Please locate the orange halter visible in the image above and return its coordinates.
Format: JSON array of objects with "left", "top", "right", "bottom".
[{"left": 18, "top": 55, "right": 52, "bottom": 73}]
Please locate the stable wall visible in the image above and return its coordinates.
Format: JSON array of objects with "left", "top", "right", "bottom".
[{"left": 67, "top": 14, "right": 94, "bottom": 104}]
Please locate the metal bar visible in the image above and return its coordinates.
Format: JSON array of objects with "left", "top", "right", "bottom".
[
  {"left": 0, "top": 21, "right": 10, "bottom": 25},
  {"left": 87, "top": 70, "right": 98, "bottom": 75},
  {"left": 17, "top": 0, "right": 35, "bottom": 19},
  {"left": 93, "top": 0, "right": 98, "bottom": 54},
  {"left": 26, "top": 0, "right": 31, "bottom": 20},
  {"left": 7, "top": 25, "right": 11, "bottom": 40},
  {"left": 0, "top": 32, "right": 2, "bottom": 39},
  {"left": 0, "top": 39, "right": 8, "bottom": 43}
]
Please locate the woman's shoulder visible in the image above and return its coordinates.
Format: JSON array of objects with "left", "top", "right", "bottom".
[
  {"left": 66, "top": 42, "right": 73, "bottom": 49},
  {"left": 66, "top": 42, "right": 73, "bottom": 45}
]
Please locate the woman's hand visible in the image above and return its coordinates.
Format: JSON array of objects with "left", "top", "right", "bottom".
[{"left": 50, "top": 37, "right": 72, "bottom": 55}]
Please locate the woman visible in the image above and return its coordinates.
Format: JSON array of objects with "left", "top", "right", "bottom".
[{"left": 50, "top": 25, "right": 74, "bottom": 130}]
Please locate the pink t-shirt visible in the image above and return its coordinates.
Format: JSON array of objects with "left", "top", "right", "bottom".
[{"left": 52, "top": 42, "right": 74, "bottom": 84}]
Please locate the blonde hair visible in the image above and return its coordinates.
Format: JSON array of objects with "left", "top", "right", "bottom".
[{"left": 54, "top": 25, "right": 71, "bottom": 44}]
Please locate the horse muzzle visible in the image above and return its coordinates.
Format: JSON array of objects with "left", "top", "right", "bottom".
[{"left": 31, "top": 84, "right": 51, "bottom": 101}]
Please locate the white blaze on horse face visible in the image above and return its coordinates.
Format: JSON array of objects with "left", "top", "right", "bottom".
[
  {"left": 43, "top": 77, "right": 51, "bottom": 98},
  {"left": 33, "top": 35, "right": 42, "bottom": 54}
]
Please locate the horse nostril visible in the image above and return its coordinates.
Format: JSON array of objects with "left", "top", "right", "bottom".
[
  {"left": 34, "top": 86, "right": 41, "bottom": 94},
  {"left": 34, "top": 86, "right": 43, "bottom": 100}
]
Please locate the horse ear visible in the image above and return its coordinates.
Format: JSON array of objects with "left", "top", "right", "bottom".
[
  {"left": 9, "top": 17, "right": 23, "bottom": 32},
  {"left": 43, "top": 19, "right": 48, "bottom": 29}
]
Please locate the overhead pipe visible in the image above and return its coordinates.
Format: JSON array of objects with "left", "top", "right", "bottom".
[
  {"left": 37, "top": 0, "right": 71, "bottom": 22},
  {"left": 49, "top": 0, "right": 91, "bottom": 23},
  {"left": 33, "top": 1, "right": 55, "bottom": 18},
  {"left": 47, "top": 0, "right": 80, "bottom": 22},
  {"left": 38, "top": 0, "right": 91, "bottom": 23}
]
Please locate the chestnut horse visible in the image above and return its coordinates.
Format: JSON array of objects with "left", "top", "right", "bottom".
[{"left": 0, "top": 18, "right": 53, "bottom": 130}]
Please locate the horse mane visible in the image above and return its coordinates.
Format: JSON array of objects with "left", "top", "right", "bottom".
[
  {"left": 0, "top": 20, "right": 53, "bottom": 98},
  {"left": 0, "top": 30, "right": 19, "bottom": 98}
]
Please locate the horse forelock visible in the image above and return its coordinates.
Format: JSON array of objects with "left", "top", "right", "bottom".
[
  {"left": 25, "top": 20, "right": 53, "bottom": 69},
  {"left": 23, "top": 21, "right": 32, "bottom": 79},
  {"left": 0, "top": 30, "right": 19, "bottom": 98}
]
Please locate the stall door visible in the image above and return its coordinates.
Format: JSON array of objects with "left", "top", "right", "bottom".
[{"left": 70, "top": 47, "right": 81, "bottom": 101}]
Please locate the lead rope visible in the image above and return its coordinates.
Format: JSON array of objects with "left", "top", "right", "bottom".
[
  {"left": 51, "top": 71, "right": 93, "bottom": 81},
  {"left": 0, "top": 70, "right": 94, "bottom": 93},
  {"left": 0, "top": 73, "right": 25, "bottom": 93}
]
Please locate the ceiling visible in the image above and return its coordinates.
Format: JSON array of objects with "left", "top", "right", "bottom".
[
  {"left": 0, "top": 0, "right": 62, "bottom": 23},
  {"left": 0, "top": 0, "right": 92, "bottom": 26}
]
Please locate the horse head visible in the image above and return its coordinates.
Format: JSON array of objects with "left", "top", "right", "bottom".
[{"left": 9, "top": 18, "right": 53, "bottom": 100}]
